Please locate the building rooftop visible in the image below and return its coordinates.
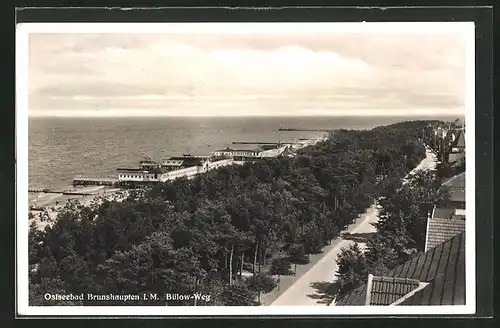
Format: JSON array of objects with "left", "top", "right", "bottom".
[
  {"left": 164, "top": 157, "right": 206, "bottom": 167},
  {"left": 334, "top": 232, "right": 465, "bottom": 306},
  {"left": 214, "top": 147, "right": 260, "bottom": 153},
  {"left": 441, "top": 172, "right": 465, "bottom": 203},
  {"left": 453, "top": 130, "right": 465, "bottom": 148},
  {"left": 432, "top": 208, "right": 455, "bottom": 220},
  {"left": 448, "top": 187, "right": 466, "bottom": 203},
  {"left": 425, "top": 217, "right": 466, "bottom": 251},
  {"left": 398, "top": 232, "right": 465, "bottom": 305},
  {"left": 117, "top": 168, "right": 151, "bottom": 172},
  {"left": 334, "top": 284, "right": 367, "bottom": 306},
  {"left": 368, "top": 276, "right": 421, "bottom": 306},
  {"left": 442, "top": 172, "right": 465, "bottom": 189}
]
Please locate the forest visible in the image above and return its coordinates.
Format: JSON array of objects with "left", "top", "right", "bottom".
[
  {"left": 28, "top": 120, "right": 442, "bottom": 306},
  {"left": 334, "top": 121, "right": 463, "bottom": 299}
]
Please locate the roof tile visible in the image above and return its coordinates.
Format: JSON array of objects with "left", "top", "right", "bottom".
[
  {"left": 442, "top": 172, "right": 465, "bottom": 189},
  {"left": 368, "top": 276, "right": 420, "bottom": 305},
  {"left": 426, "top": 218, "right": 466, "bottom": 251},
  {"left": 432, "top": 208, "right": 455, "bottom": 220},
  {"left": 334, "top": 233, "right": 465, "bottom": 306}
]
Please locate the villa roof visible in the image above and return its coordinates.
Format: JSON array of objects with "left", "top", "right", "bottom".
[
  {"left": 334, "top": 232, "right": 465, "bottom": 306},
  {"left": 452, "top": 130, "right": 465, "bottom": 148},
  {"left": 398, "top": 232, "right": 465, "bottom": 305},
  {"left": 425, "top": 217, "right": 466, "bottom": 251},
  {"left": 448, "top": 187, "right": 466, "bottom": 203},
  {"left": 367, "top": 276, "right": 421, "bottom": 306},
  {"left": 333, "top": 284, "right": 366, "bottom": 306},
  {"left": 432, "top": 208, "right": 455, "bottom": 220},
  {"left": 442, "top": 172, "right": 465, "bottom": 189},
  {"left": 441, "top": 172, "right": 465, "bottom": 203}
]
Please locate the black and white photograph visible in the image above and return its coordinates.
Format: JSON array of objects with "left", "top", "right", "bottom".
[{"left": 16, "top": 21, "right": 476, "bottom": 316}]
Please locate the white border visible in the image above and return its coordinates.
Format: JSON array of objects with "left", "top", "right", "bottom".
[{"left": 16, "top": 22, "right": 476, "bottom": 316}]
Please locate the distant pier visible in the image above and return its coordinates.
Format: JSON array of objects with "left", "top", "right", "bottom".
[
  {"left": 28, "top": 189, "right": 97, "bottom": 196},
  {"left": 72, "top": 177, "right": 118, "bottom": 187},
  {"left": 29, "top": 189, "right": 61, "bottom": 194},
  {"left": 279, "top": 128, "right": 336, "bottom": 132}
]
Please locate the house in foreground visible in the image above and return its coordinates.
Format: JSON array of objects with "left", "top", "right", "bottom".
[
  {"left": 333, "top": 170, "right": 467, "bottom": 306},
  {"left": 425, "top": 207, "right": 465, "bottom": 252},
  {"left": 440, "top": 172, "right": 466, "bottom": 210},
  {"left": 332, "top": 231, "right": 465, "bottom": 306},
  {"left": 424, "top": 171, "right": 466, "bottom": 251}
]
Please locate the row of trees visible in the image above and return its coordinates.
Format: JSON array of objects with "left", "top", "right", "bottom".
[
  {"left": 335, "top": 121, "right": 462, "bottom": 298},
  {"left": 29, "top": 121, "right": 435, "bottom": 306}
]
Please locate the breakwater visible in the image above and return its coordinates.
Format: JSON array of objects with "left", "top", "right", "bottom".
[
  {"left": 73, "top": 177, "right": 118, "bottom": 187},
  {"left": 279, "top": 128, "right": 336, "bottom": 132}
]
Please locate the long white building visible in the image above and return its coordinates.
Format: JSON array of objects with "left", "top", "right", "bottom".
[{"left": 117, "top": 156, "right": 234, "bottom": 183}]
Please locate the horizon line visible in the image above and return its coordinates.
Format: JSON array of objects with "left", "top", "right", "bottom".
[{"left": 27, "top": 113, "right": 464, "bottom": 118}]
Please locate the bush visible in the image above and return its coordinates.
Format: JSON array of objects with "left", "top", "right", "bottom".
[
  {"left": 221, "top": 282, "right": 256, "bottom": 306},
  {"left": 287, "top": 244, "right": 309, "bottom": 265},
  {"left": 245, "top": 273, "right": 277, "bottom": 294},
  {"left": 269, "top": 258, "right": 293, "bottom": 276}
]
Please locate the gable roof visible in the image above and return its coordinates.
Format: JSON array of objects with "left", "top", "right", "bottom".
[
  {"left": 425, "top": 217, "right": 466, "bottom": 251},
  {"left": 334, "top": 232, "right": 465, "bottom": 306},
  {"left": 165, "top": 157, "right": 207, "bottom": 167},
  {"left": 432, "top": 208, "right": 455, "bottom": 220},
  {"left": 441, "top": 172, "right": 465, "bottom": 203},
  {"left": 398, "top": 232, "right": 465, "bottom": 305},
  {"left": 450, "top": 130, "right": 465, "bottom": 148},
  {"left": 334, "top": 284, "right": 367, "bottom": 306},
  {"left": 448, "top": 187, "right": 466, "bottom": 203},
  {"left": 456, "top": 131, "right": 465, "bottom": 148},
  {"left": 367, "top": 276, "right": 421, "bottom": 305},
  {"left": 442, "top": 172, "right": 465, "bottom": 189}
]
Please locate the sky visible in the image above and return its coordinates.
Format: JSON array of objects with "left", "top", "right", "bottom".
[{"left": 25, "top": 23, "right": 470, "bottom": 117}]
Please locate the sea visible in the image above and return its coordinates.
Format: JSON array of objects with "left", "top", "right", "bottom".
[{"left": 28, "top": 115, "right": 459, "bottom": 190}]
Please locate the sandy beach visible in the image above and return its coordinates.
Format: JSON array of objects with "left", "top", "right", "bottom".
[{"left": 28, "top": 186, "right": 125, "bottom": 230}]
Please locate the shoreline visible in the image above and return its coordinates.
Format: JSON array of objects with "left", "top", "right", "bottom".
[
  {"left": 28, "top": 137, "right": 327, "bottom": 231},
  {"left": 28, "top": 185, "right": 126, "bottom": 230}
]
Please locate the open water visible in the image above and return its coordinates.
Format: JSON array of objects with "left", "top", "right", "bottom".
[{"left": 28, "top": 115, "right": 458, "bottom": 190}]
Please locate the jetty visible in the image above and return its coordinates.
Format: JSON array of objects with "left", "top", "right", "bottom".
[
  {"left": 28, "top": 189, "right": 61, "bottom": 194},
  {"left": 72, "top": 177, "right": 118, "bottom": 187},
  {"left": 232, "top": 141, "right": 295, "bottom": 145},
  {"left": 28, "top": 189, "right": 99, "bottom": 196}
]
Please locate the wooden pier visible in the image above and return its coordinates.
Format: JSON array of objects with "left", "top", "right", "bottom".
[
  {"left": 279, "top": 128, "right": 336, "bottom": 132},
  {"left": 29, "top": 189, "right": 62, "bottom": 194},
  {"left": 28, "top": 189, "right": 96, "bottom": 196},
  {"left": 232, "top": 141, "right": 294, "bottom": 145},
  {"left": 72, "top": 177, "right": 118, "bottom": 187}
]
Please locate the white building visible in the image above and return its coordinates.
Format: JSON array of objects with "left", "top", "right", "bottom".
[{"left": 117, "top": 157, "right": 235, "bottom": 183}]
